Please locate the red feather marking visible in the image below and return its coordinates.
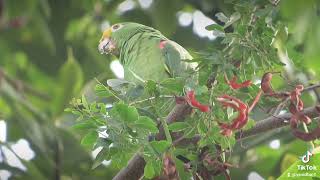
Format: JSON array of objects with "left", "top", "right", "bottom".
[{"left": 159, "top": 40, "right": 167, "bottom": 49}]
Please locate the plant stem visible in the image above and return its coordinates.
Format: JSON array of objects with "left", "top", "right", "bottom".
[{"left": 160, "top": 117, "right": 172, "bottom": 143}]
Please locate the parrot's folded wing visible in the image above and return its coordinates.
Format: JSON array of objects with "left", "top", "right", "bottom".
[{"left": 162, "top": 40, "right": 194, "bottom": 78}]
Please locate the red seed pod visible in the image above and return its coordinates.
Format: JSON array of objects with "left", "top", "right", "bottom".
[
  {"left": 261, "top": 72, "right": 273, "bottom": 93},
  {"left": 297, "top": 99, "right": 304, "bottom": 111},
  {"left": 186, "top": 90, "right": 210, "bottom": 112},
  {"left": 291, "top": 126, "right": 320, "bottom": 141},
  {"left": 224, "top": 74, "right": 252, "bottom": 90},
  {"left": 288, "top": 84, "right": 316, "bottom": 141},
  {"left": 289, "top": 85, "right": 306, "bottom": 119},
  {"left": 289, "top": 103, "right": 298, "bottom": 114},
  {"left": 290, "top": 114, "right": 299, "bottom": 129},
  {"left": 197, "top": 104, "right": 210, "bottom": 112},
  {"left": 162, "top": 154, "right": 179, "bottom": 180},
  {"left": 301, "top": 115, "right": 312, "bottom": 124},
  {"left": 221, "top": 128, "right": 233, "bottom": 137},
  {"left": 217, "top": 95, "right": 249, "bottom": 135}
]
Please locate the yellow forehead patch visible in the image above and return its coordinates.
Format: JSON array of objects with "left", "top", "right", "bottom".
[{"left": 102, "top": 28, "right": 112, "bottom": 39}]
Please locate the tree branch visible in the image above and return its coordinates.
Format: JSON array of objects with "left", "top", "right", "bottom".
[{"left": 235, "top": 105, "right": 320, "bottom": 140}]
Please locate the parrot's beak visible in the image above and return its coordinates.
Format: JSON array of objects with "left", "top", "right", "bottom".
[
  {"left": 98, "top": 38, "right": 111, "bottom": 54},
  {"left": 98, "top": 37, "right": 118, "bottom": 55},
  {"left": 98, "top": 27, "right": 118, "bottom": 55}
]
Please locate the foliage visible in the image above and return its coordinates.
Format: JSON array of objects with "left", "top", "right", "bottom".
[{"left": 1, "top": 0, "right": 320, "bottom": 179}]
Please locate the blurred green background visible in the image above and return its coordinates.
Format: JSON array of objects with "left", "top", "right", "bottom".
[{"left": 0, "top": 0, "right": 320, "bottom": 179}]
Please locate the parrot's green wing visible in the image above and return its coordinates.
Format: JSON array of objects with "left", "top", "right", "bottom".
[
  {"left": 162, "top": 40, "right": 193, "bottom": 78},
  {"left": 121, "top": 34, "right": 194, "bottom": 84}
]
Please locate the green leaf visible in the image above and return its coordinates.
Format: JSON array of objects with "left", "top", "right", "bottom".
[
  {"left": 107, "top": 79, "right": 129, "bottom": 88},
  {"left": 113, "top": 103, "right": 139, "bottom": 122},
  {"left": 197, "top": 120, "right": 207, "bottom": 135},
  {"left": 215, "top": 12, "right": 229, "bottom": 23},
  {"left": 205, "top": 24, "right": 224, "bottom": 32},
  {"left": 280, "top": 153, "right": 298, "bottom": 173},
  {"left": 71, "top": 121, "right": 97, "bottom": 131},
  {"left": 150, "top": 140, "right": 171, "bottom": 153},
  {"left": 160, "top": 78, "right": 184, "bottom": 93},
  {"left": 212, "top": 30, "right": 225, "bottom": 37},
  {"left": 21, "top": 159, "right": 47, "bottom": 180},
  {"left": 144, "top": 161, "right": 155, "bottom": 179},
  {"left": 0, "top": 163, "right": 24, "bottom": 175},
  {"left": 195, "top": 85, "right": 208, "bottom": 95},
  {"left": 107, "top": 78, "right": 129, "bottom": 91},
  {"left": 81, "top": 131, "right": 98, "bottom": 149},
  {"left": 95, "top": 84, "right": 112, "bottom": 97},
  {"left": 53, "top": 48, "right": 83, "bottom": 116},
  {"left": 135, "top": 116, "right": 159, "bottom": 133},
  {"left": 81, "top": 95, "right": 88, "bottom": 109},
  {"left": 168, "top": 122, "right": 189, "bottom": 132},
  {"left": 94, "top": 137, "right": 112, "bottom": 149},
  {"left": 243, "top": 119, "right": 256, "bottom": 130},
  {"left": 92, "top": 147, "right": 109, "bottom": 169},
  {"left": 126, "top": 85, "right": 144, "bottom": 100},
  {"left": 224, "top": 12, "right": 241, "bottom": 28},
  {"left": 145, "top": 80, "right": 159, "bottom": 97}
]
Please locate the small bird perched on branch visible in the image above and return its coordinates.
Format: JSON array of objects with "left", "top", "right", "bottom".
[{"left": 98, "top": 22, "right": 196, "bottom": 84}]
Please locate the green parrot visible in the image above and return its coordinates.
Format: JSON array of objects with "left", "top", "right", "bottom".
[{"left": 98, "top": 22, "right": 195, "bottom": 84}]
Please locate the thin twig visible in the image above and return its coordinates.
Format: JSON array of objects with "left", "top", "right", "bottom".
[
  {"left": 272, "top": 97, "right": 290, "bottom": 116},
  {"left": 129, "top": 95, "right": 174, "bottom": 105},
  {"left": 248, "top": 89, "right": 263, "bottom": 113}
]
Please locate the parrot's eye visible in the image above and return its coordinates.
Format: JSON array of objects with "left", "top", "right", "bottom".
[{"left": 111, "top": 24, "right": 123, "bottom": 32}]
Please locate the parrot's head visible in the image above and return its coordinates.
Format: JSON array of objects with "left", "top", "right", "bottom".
[{"left": 98, "top": 22, "right": 151, "bottom": 56}]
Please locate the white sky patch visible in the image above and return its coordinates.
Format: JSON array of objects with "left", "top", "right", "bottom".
[
  {"left": 100, "top": 21, "right": 110, "bottom": 32},
  {"left": 117, "top": 0, "right": 136, "bottom": 14},
  {"left": 177, "top": 12, "right": 193, "bottom": 27},
  {"left": 253, "top": 79, "right": 261, "bottom": 85},
  {"left": 11, "top": 139, "right": 35, "bottom": 161},
  {"left": 92, "top": 147, "right": 103, "bottom": 158},
  {"left": 110, "top": 60, "right": 124, "bottom": 79},
  {"left": 138, "top": 0, "right": 153, "bottom": 9},
  {"left": 248, "top": 172, "right": 265, "bottom": 180},
  {"left": 0, "top": 170, "right": 11, "bottom": 180},
  {"left": 269, "top": 139, "right": 280, "bottom": 149},
  {"left": 279, "top": 110, "right": 287, "bottom": 115},
  {"left": 98, "top": 130, "right": 109, "bottom": 138},
  {"left": 1, "top": 146, "right": 26, "bottom": 171},
  {"left": 0, "top": 120, "right": 6, "bottom": 142},
  {"left": 192, "top": 10, "right": 216, "bottom": 40}
]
